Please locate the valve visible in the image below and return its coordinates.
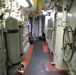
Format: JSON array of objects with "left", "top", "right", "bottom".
[{"left": 63, "top": 25, "right": 74, "bottom": 63}]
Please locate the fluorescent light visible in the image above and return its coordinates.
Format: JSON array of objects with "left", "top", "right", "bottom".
[
  {"left": 30, "top": 0, "right": 34, "bottom": 6},
  {"left": 43, "top": 11, "right": 47, "bottom": 15},
  {"left": 16, "top": 0, "right": 29, "bottom": 7},
  {"left": 68, "top": 13, "right": 72, "bottom": 17},
  {"left": 47, "top": 10, "right": 52, "bottom": 12}
]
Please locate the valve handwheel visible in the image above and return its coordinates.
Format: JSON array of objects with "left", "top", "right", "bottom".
[{"left": 63, "top": 25, "right": 74, "bottom": 62}]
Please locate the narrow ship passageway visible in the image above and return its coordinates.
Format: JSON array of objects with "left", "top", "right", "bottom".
[
  {"left": 26, "top": 40, "right": 68, "bottom": 75},
  {"left": 0, "top": 0, "right": 76, "bottom": 75}
]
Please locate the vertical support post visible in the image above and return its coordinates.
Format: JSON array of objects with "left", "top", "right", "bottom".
[
  {"left": 54, "top": 0, "right": 69, "bottom": 70},
  {"left": 39, "top": 16, "right": 42, "bottom": 36},
  {"left": 29, "top": 17, "right": 33, "bottom": 36}
]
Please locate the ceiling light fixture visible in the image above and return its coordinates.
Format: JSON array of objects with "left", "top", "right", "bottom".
[
  {"left": 16, "top": 0, "right": 29, "bottom": 7},
  {"left": 43, "top": 11, "right": 47, "bottom": 15}
]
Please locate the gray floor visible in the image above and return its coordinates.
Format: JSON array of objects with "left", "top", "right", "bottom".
[{"left": 26, "top": 41, "right": 68, "bottom": 75}]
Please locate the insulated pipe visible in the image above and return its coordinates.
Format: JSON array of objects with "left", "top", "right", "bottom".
[
  {"left": 0, "top": 30, "right": 5, "bottom": 66},
  {"left": 0, "top": 30, "right": 6, "bottom": 75},
  {"left": 19, "top": 21, "right": 23, "bottom": 57},
  {"left": 54, "top": 0, "right": 69, "bottom": 70},
  {"left": 5, "top": 16, "right": 21, "bottom": 65},
  {"left": 29, "top": 17, "right": 33, "bottom": 35}
]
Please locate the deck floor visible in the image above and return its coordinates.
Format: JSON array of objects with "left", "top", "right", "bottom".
[{"left": 26, "top": 40, "right": 68, "bottom": 75}]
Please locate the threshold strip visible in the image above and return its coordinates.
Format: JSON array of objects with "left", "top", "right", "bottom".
[{"left": 22, "top": 45, "right": 34, "bottom": 75}]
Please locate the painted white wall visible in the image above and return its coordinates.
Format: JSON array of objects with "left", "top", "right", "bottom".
[
  {"left": 67, "top": 0, "right": 76, "bottom": 74},
  {"left": 53, "top": 0, "right": 73, "bottom": 70},
  {"left": 44, "top": 13, "right": 53, "bottom": 52},
  {"left": 52, "top": 0, "right": 76, "bottom": 73},
  {"left": 50, "top": 9, "right": 56, "bottom": 52},
  {"left": 45, "top": 16, "right": 50, "bottom": 36}
]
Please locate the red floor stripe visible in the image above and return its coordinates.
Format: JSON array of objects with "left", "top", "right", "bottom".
[
  {"left": 42, "top": 41, "right": 54, "bottom": 61},
  {"left": 42, "top": 42, "right": 49, "bottom": 52},
  {"left": 42, "top": 42, "right": 69, "bottom": 72},
  {"left": 22, "top": 45, "right": 34, "bottom": 75},
  {"left": 45, "top": 62, "right": 69, "bottom": 72}
]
